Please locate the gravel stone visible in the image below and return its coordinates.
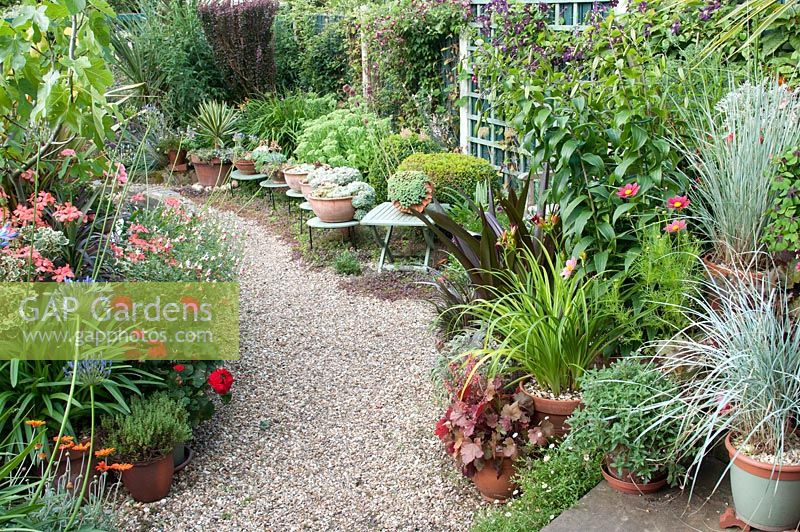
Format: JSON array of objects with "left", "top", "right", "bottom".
[{"left": 118, "top": 209, "right": 482, "bottom": 531}]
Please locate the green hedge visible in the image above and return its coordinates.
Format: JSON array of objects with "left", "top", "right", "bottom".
[
  {"left": 368, "top": 133, "right": 442, "bottom": 202},
  {"left": 396, "top": 152, "right": 497, "bottom": 202}
]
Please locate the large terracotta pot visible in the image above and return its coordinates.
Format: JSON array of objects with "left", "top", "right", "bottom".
[
  {"left": 308, "top": 196, "right": 355, "bottom": 223},
  {"left": 167, "top": 149, "right": 187, "bottom": 167},
  {"left": 191, "top": 155, "right": 231, "bottom": 187},
  {"left": 284, "top": 167, "right": 310, "bottom": 192},
  {"left": 519, "top": 382, "right": 582, "bottom": 436},
  {"left": 725, "top": 434, "right": 800, "bottom": 531},
  {"left": 234, "top": 159, "right": 257, "bottom": 175},
  {"left": 121, "top": 453, "right": 174, "bottom": 503},
  {"left": 601, "top": 464, "right": 667, "bottom": 495},
  {"left": 472, "top": 458, "right": 516, "bottom": 503},
  {"left": 300, "top": 181, "right": 313, "bottom": 199}
]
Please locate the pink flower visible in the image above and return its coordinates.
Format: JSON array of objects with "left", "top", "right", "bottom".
[
  {"left": 560, "top": 257, "right": 578, "bottom": 279},
  {"left": 130, "top": 193, "right": 145, "bottom": 202},
  {"left": 20, "top": 169, "right": 35, "bottom": 183},
  {"left": 115, "top": 163, "right": 128, "bottom": 185},
  {"left": 664, "top": 219, "right": 687, "bottom": 233},
  {"left": 666, "top": 195, "right": 690, "bottom": 210},
  {"left": 725, "top": 132, "right": 734, "bottom": 143},
  {"left": 60, "top": 149, "right": 76, "bottom": 157},
  {"left": 164, "top": 197, "right": 181, "bottom": 208},
  {"left": 54, "top": 202, "right": 84, "bottom": 223},
  {"left": 616, "top": 182, "right": 640, "bottom": 199},
  {"left": 53, "top": 265, "right": 75, "bottom": 282},
  {"left": 795, "top": 262, "right": 800, "bottom": 272}
]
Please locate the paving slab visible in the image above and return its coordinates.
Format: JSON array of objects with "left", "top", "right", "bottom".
[{"left": 544, "top": 459, "right": 733, "bottom": 532}]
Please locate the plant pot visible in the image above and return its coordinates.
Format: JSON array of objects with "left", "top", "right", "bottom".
[
  {"left": 121, "top": 453, "right": 174, "bottom": 503},
  {"left": 283, "top": 167, "right": 310, "bottom": 192},
  {"left": 272, "top": 167, "right": 286, "bottom": 183},
  {"left": 601, "top": 464, "right": 667, "bottom": 495},
  {"left": 167, "top": 148, "right": 187, "bottom": 167},
  {"left": 234, "top": 159, "right": 257, "bottom": 175},
  {"left": 191, "top": 156, "right": 231, "bottom": 187},
  {"left": 54, "top": 447, "right": 99, "bottom": 496},
  {"left": 471, "top": 458, "right": 516, "bottom": 503},
  {"left": 173, "top": 444, "right": 194, "bottom": 473},
  {"left": 300, "top": 181, "right": 313, "bottom": 199},
  {"left": 392, "top": 182, "right": 434, "bottom": 214},
  {"left": 725, "top": 434, "right": 800, "bottom": 531},
  {"left": 308, "top": 196, "right": 355, "bottom": 223},
  {"left": 519, "top": 382, "right": 582, "bottom": 436}
]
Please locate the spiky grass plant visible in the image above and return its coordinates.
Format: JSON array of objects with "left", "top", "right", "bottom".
[{"left": 194, "top": 100, "right": 240, "bottom": 149}]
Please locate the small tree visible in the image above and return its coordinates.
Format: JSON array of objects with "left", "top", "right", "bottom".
[{"left": 198, "top": 0, "right": 279, "bottom": 97}]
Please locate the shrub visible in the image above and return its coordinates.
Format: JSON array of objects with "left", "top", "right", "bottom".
[
  {"left": 396, "top": 153, "right": 497, "bottom": 203},
  {"left": 241, "top": 92, "right": 336, "bottom": 154},
  {"left": 387, "top": 171, "right": 431, "bottom": 210},
  {"left": 764, "top": 146, "right": 800, "bottom": 254},
  {"left": 193, "top": 100, "right": 240, "bottom": 149},
  {"left": 294, "top": 107, "right": 391, "bottom": 174},
  {"left": 198, "top": 0, "right": 279, "bottom": 97},
  {"left": 333, "top": 251, "right": 362, "bottom": 276},
  {"left": 299, "top": 18, "right": 353, "bottom": 96},
  {"left": 102, "top": 392, "right": 192, "bottom": 463},
  {"left": 368, "top": 133, "right": 442, "bottom": 202}
]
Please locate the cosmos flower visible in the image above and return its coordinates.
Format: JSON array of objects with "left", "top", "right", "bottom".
[
  {"left": 664, "top": 219, "right": 687, "bottom": 233},
  {"left": 616, "top": 182, "right": 640, "bottom": 199}
]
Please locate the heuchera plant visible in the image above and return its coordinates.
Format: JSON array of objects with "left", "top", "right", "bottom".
[{"left": 435, "top": 358, "right": 554, "bottom": 477}]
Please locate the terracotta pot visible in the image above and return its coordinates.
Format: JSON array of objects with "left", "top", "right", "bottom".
[
  {"left": 601, "top": 464, "right": 667, "bottom": 495},
  {"left": 121, "top": 453, "right": 174, "bottom": 503},
  {"left": 284, "top": 167, "right": 310, "bottom": 192},
  {"left": 234, "top": 159, "right": 257, "bottom": 175},
  {"left": 519, "top": 382, "right": 582, "bottom": 436},
  {"left": 472, "top": 458, "right": 516, "bottom": 503},
  {"left": 272, "top": 167, "right": 286, "bottom": 183},
  {"left": 191, "top": 157, "right": 231, "bottom": 187},
  {"left": 54, "top": 448, "right": 98, "bottom": 494},
  {"left": 167, "top": 149, "right": 187, "bottom": 166},
  {"left": 173, "top": 444, "right": 194, "bottom": 474},
  {"left": 392, "top": 182, "right": 434, "bottom": 214},
  {"left": 308, "top": 196, "right": 355, "bottom": 223},
  {"left": 725, "top": 434, "right": 800, "bottom": 531},
  {"left": 300, "top": 181, "right": 313, "bottom": 199}
]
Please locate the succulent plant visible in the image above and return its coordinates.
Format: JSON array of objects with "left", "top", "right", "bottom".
[
  {"left": 307, "top": 166, "right": 362, "bottom": 189},
  {"left": 311, "top": 180, "right": 376, "bottom": 220},
  {"left": 253, "top": 150, "right": 287, "bottom": 173},
  {"left": 387, "top": 170, "right": 433, "bottom": 210}
]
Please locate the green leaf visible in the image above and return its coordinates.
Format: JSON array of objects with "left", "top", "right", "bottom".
[
  {"left": 581, "top": 153, "right": 605, "bottom": 170},
  {"left": 593, "top": 251, "right": 609, "bottom": 275},
  {"left": 613, "top": 155, "right": 638, "bottom": 179},
  {"left": 612, "top": 202, "right": 637, "bottom": 224}
]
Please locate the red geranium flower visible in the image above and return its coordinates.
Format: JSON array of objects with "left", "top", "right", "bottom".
[
  {"left": 173, "top": 364, "right": 186, "bottom": 372},
  {"left": 208, "top": 368, "right": 234, "bottom": 395}
]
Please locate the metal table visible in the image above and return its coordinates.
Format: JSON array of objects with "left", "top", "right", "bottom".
[
  {"left": 231, "top": 169, "right": 268, "bottom": 182},
  {"left": 297, "top": 201, "right": 313, "bottom": 232},
  {"left": 359, "top": 202, "right": 445, "bottom": 272},
  {"left": 259, "top": 179, "right": 289, "bottom": 209},
  {"left": 306, "top": 217, "right": 359, "bottom": 250}
]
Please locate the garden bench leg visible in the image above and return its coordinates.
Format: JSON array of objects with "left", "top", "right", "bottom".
[{"left": 377, "top": 226, "right": 394, "bottom": 273}]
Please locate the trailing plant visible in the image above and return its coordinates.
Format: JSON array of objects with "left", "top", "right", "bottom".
[
  {"left": 102, "top": 392, "right": 192, "bottom": 464},
  {"left": 368, "top": 131, "right": 442, "bottom": 202},
  {"left": 397, "top": 153, "right": 497, "bottom": 204},
  {"left": 567, "top": 359, "right": 691, "bottom": 485},
  {"left": 198, "top": 0, "right": 279, "bottom": 97},
  {"left": 298, "top": 17, "right": 353, "bottom": 96},
  {"left": 241, "top": 92, "right": 336, "bottom": 154},
  {"left": 387, "top": 171, "right": 431, "bottom": 211}
]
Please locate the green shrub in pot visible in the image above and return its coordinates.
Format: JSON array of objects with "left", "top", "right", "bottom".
[
  {"left": 387, "top": 170, "right": 432, "bottom": 211},
  {"left": 396, "top": 153, "right": 497, "bottom": 203}
]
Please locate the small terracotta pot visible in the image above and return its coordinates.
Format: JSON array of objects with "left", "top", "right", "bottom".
[
  {"left": 121, "top": 453, "right": 174, "bottom": 503},
  {"left": 601, "top": 465, "right": 667, "bottom": 495},
  {"left": 54, "top": 447, "right": 99, "bottom": 496},
  {"left": 283, "top": 167, "right": 310, "bottom": 192},
  {"left": 271, "top": 165, "right": 286, "bottom": 183},
  {"left": 393, "top": 182, "right": 434, "bottom": 214},
  {"left": 472, "top": 458, "right": 516, "bottom": 503},
  {"left": 300, "top": 181, "right": 313, "bottom": 199},
  {"left": 519, "top": 383, "right": 582, "bottom": 436},
  {"left": 308, "top": 196, "right": 355, "bottom": 223},
  {"left": 191, "top": 156, "right": 231, "bottom": 187},
  {"left": 167, "top": 149, "right": 187, "bottom": 167},
  {"left": 234, "top": 159, "right": 257, "bottom": 175}
]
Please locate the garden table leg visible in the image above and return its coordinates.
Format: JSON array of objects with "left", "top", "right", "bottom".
[
  {"left": 377, "top": 226, "right": 394, "bottom": 273},
  {"left": 422, "top": 228, "right": 435, "bottom": 269},
  {"left": 269, "top": 190, "right": 276, "bottom": 210},
  {"left": 308, "top": 225, "right": 313, "bottom": 250},
  {"left": 350, "top": 226, "right": 357, "bottom": 250}
]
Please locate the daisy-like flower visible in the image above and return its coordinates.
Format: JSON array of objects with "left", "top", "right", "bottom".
[
  {"left": 560, "top": 257, "right": 578, "bottom": 279},
  {"left": 130, "top": 193, "right": 145, "bottom": 202},
  {"left": 666, "top": 195, "right": 690, "bottom": 210},
  {"left": 96, "top": 461, "right": 110, "bottom": 472},
  {"left": 94, "top": 447, "right": 115, "bottom": 458},
  {"left": 616, "top": 182, "right": 639, "bottom": 199},
  {"left": 664, "top": 219, "right": 687, "bottom": 233},
  {"left": 25, "top": 420, "right": 46, "bottom": 427},
  {"left": 71, "top": 442, "right": 90, "bottom": 452},
  {"left": 109, "top": 463, "right": 133, "bottom": 471},
  {"left": 53, "top": 435, "right": 73, "bottom": 443}
]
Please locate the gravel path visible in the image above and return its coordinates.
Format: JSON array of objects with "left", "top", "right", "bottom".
[{"left": 120, "top": 211, "right": 481, "bottom": 530}]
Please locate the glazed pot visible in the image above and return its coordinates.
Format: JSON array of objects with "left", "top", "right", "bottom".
[
  {"left": 167, "top": 148, "right": 187, "bottom": 167},
  {"left": 725, "top": 434, "right": 800, "bottom": 531},
  {"left": 392, "top": 182, "right": 434, "bottom": 214},
  {"left": 308, "top": 196, "right": 355, "bottom": 223},
  {"left": 191, "top": 156, "right": 231, "bottom": 187},
  {"left": 519, "top": 382, "right": 582, "bottom": 436},
  {"left": 121, "top": 453, "right": 174, "bottom": 503},
  {"left": 283, "top": 167, "right": 310, "bottom": 192},
  {"left": 601, "top": 464, "right": 667, "bottom": 495},
  {"left": 300, "top": 181, "right": 313, "bottom": 199},
  {"left": 234, "top": 159, "right": 257, "bottom": 175},
  {"left": 173, "top": 444, "right": 194, "bottom": 473},
  {"left": 472, "top": 458, "right": 516, "bottom": 503}
]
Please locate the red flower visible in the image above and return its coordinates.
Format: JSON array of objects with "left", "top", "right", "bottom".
[
  {"left": 173, "top": 364, "right": 186, "bottom": 372},
  {"left": 208, "top": 368, "right": 234, "bottom": 395},
  {"left": 616, "top": 182, "right": 640, "bottom": 199},
  {"left": 666, "top": 195, "right": 690, "bottom": 210}
]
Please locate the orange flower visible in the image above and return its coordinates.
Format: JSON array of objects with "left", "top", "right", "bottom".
[
  {"left": 94, "top": 447, "right": 115, "bottom": 458},
  {"left": 53, "top": 435, "right": 74, "bottom": 443},
  {"left": 71, "top": 442, "right": 90, "bottom": 452},
  {"left": 110, "top": 463, "right": 133, "bottom": 471},
  {"left": 96, "top": 461, "right": 110, "bottom": 472},
  {"left": 25, "top": 420, "right": 46, "bottom": 427},
  {"left": 58, "top": 443, "right": 74, "bottom": 451},
  {"left": 37, "top": 452, "right": 47, "bottom": 460},
  {"left": 35, "top": 443, "right": 42, "bottom": 450}
]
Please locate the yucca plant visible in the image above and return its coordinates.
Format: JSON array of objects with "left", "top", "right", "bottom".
[
  {"left": 676, "top": 76, "right": 800, "bottom": 267},
  {"left": 194, "top": 100, "right": 240, "bottom": 149}
]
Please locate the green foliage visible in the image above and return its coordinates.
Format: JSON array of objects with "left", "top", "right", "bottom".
[
  {"left": 294, "top": 107, "right": 391, "bottom": 174},
  {"left": 241, "top": 92, "right": 336, "bottom": 154},
  {"left": 387, "top": 171, "right": 430, "bottom": 210},
  {"left": 299, "top": 18, "right": 352, "bottom": 96},
  {"left": 368, "top": 133, "right": 442, "bottom": 202},
  {"left": 567, "top": 359, "right": 688, "bottom": 484},
  {"left": 103, "top": 392, "right": 191, "bottom": 463},
  {"left": 764, "top": 147, "right": 800, "bottom": 253},
  {"left": 193, "top": 100, "right": 240, "bottom": 149},
  {"left": 472, "top": 448, "right": 602, "bottom": 532},
  {"left": 333, "top": 250, "right": 361, "bottom": 276},
  {"left": 273, "top": 15, "right": 301, "bottom": 91},
  {"left": 139, "top": 361, "right": 222, "bottom": 428},
  {"left": 397, "top": 153, "right": 497, "bottom": 203}
]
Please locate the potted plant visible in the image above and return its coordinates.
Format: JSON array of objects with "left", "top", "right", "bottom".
[
  {"left": 567, "top": 359, "right": 691, "bottom": 494},
  {"left": 466, "top": 248, "right": 625, "bottom": 435},
  {"left": 387, "top": 171, "right": 434, "bottom": 213},
  {"left": 188, "top": 99, "right": 239, "bottom": 187},
  {"left": 283, "top": 163, "right": 317, "bottom": 192},
  {"left": 156, "top": 132, "right": 187, "bottom": 168},
  {"left": 648, "top": 273, "right": 800, "bottom": 531},
  {"left": 231, "top": 133, "right": 260, "bottom": 175},
  {"left": 306, "top": 167, "right": 375, "bottom": 222},
  {"left": 102, "top": 392, "right": 191, "bottom": 503},
  {"left": 189, "top": 147, "right": 234, "bottom": 187},
  {"left": 253, "top": 147, "right": 287, "bottom": 182},
  {"left": 435, "top": 358, "right": 554, "bottom": 502}
]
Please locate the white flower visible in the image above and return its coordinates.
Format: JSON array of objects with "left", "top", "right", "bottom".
[{"left": 543, "top": 455, "right": 550, "bottom": 462}]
